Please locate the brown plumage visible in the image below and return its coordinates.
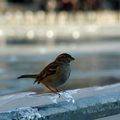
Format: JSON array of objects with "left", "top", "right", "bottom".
[{"left": 18, "top": 53, "right": 75, "bottom": 94}]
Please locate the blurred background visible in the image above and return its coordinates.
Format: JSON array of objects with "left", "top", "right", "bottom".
[{"left": 0, "top": 0, "right": 120, "bottom": 95}]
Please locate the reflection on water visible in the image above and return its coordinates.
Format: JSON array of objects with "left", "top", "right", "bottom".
[{"left": 0, "top": 49, "right": 120, "bottom": 95}]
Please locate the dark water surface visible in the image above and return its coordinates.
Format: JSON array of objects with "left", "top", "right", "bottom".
[{"left": 0, "top": 46, "right": 120, "bottom": 95}]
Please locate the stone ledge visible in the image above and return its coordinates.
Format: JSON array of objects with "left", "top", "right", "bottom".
[{"left": 0, "top": 84, "right": 120, "bottom": 120}]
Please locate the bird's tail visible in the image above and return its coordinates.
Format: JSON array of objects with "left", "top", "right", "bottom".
[{"left": 17, "top": 74, "right": 37, "bottom": 79}]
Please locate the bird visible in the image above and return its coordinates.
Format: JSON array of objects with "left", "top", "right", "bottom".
[{"left": 17, "top": 53, "right": 75, "bottom": 94}]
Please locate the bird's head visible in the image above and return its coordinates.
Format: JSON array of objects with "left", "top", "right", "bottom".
[{"left": 55, "top": 53, "right": 75, "bottom": 63}]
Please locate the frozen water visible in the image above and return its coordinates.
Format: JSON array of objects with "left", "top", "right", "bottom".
[
  {"left": 13, "top": 107, "right": 42, "bottom": 120},
  {"left": 49, "top": 90, "right": 77, "bottom": 104},
  {"left": 0, "top": 83, "right": 120, "bottom": 113},
  {"left": 0, "top": 84, "right": 120, "bottom": 119}
]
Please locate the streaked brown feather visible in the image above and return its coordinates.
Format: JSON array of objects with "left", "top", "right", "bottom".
[{"left": 34, "top": 61, "right": 58, "bottom": 84}]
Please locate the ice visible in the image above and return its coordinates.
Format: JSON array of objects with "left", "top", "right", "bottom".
[
  {"left": 0, "top": 84, "right": 120, "bottom": 113},
  {"left": 0, "top": 92, "right": 36, "bottom": 107},
  {"left": 49, "top": 94, "right": 59, "bottom": 104},
  {"left": 13, "top": 107, "right": 41, "bottom": 120},
  {"left": 61, "top": 91, "right": 75, "bottom": 103},
  {"left": 49, "top": 89, "right": 79, "bottom": 104}
]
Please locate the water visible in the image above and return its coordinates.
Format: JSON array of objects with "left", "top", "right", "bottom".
[{"left": 0, "top": 43, "right": 120, "bottom": 96}]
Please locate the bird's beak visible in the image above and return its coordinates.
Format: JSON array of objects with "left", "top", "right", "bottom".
[{"left": 71, "top": 56, "right": 75, "bottom": 60}]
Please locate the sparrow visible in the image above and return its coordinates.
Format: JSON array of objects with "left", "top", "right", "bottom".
[{"left": 17, "top": 53, "right": 75, "bottom": 94}]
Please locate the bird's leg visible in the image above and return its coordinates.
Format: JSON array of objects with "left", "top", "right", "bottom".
[
  {"left": 46, "top": 85, "right": 61, "bottom": 97},
  {"left": 54, "top": 88, "right": 59, "bottom": 92},
  {"left": 55, "top": 88, "right": 64, "bottom": 92},
  {"left": 53, "top": 88, "right": 61, "bottom": 97},
  {"left": 46, "top": 85, "right": 58, "bottom": 93}
]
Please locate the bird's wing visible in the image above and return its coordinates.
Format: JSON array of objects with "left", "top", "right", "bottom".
[{"left": 34, "top": 62, "right": 58, "bottom": 84}]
